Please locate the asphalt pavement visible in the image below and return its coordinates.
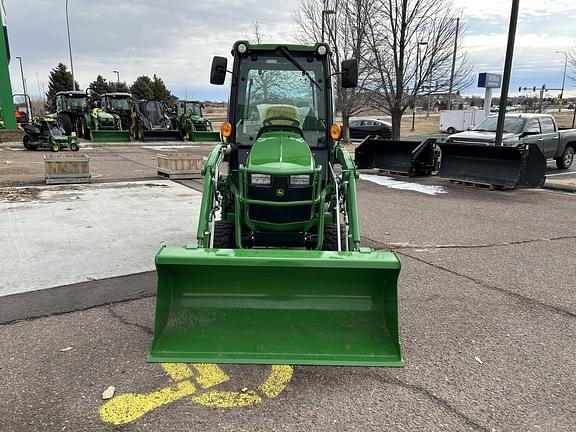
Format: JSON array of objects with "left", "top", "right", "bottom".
[{"left": 0, "top": 143, "right": 575, "bottom": 431}]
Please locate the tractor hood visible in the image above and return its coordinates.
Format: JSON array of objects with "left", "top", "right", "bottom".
[
  {"left": 246, "top": 130, "right": 315, "bottom": 174},
  {"left": 95, "top": 111, "right": 115, "bottom": 120}
]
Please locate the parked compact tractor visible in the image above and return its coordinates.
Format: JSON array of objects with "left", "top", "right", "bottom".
[
  {"left": 130, "top": 100, "right": 183, "bottom": 141},
  {"left": 81, "top": 107, "right": 130, "bottom": 142},
  {"left": 148, "top": 41, "right": 403, "bottom": 367},
  {"left": 55, "top": 91, "right": 87, "bottom": 136},
  {"left": 22, "top": 116, "right": 79, "bottom": 151},
  {"left": 101, "top": 92, "right": 132, "bottom": 131},
  {"left": 172, "top": 100, "right": 220, "bottom": 142}
]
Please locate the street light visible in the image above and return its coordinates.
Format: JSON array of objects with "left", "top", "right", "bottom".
[
  {"left": 15, "top": 56, "right": 32, "bottom": 117},
  {"left": 65, "top": 0, "right": 75, "bottom": 89},
  {"left": 321, "top": 9, "right": 335, "bottom": 43},
  {"left": 113, "top": 70, "right": 120, "bottom": 85},
  {"left": 555, "top": 51, "right": 567, "bottom": 112}
]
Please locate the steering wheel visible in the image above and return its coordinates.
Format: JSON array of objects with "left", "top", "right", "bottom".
[{"left": 263, "top": 116, "right": 301, "bottom": 128}]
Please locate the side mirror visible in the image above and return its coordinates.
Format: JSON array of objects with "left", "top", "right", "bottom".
[
  {"left": 341, "top": 59, "right": 358, "bottom": 88},
  {"left": 210, "top": 56, "right": 228, "bottom": 85}
]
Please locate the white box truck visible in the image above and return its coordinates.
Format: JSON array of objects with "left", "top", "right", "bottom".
[{"left": 440, "top": 109, "right": 486, "bottom": 134}]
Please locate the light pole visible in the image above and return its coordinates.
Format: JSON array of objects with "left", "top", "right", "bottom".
[
  {"left": 555, "top": 51, "right": 567, "bottom": 112},
  {"left": 447, "top": 17, "right": 460, "bottom": 110},
  {"left": 15, "top": 56, "right": 32, "bottom": 117},
  {"left": 65, "top": 0, "right": 75, "bottom": 89},
  {"left": 321, "top": 9, "right": 335, "bottom": 43},
  {"left": 113, "top": 70, "right": 120, "bottom": 85}
]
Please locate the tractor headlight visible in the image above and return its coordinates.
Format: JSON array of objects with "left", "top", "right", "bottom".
[
  {"left": 317, "top": 45, "right": 327, "bottom": 56},
  {"left": 71, "top": 131, "right": 77, "bottom": 137},
  {"left": 289, "top": 175, "right": 311, "bottom": 186},
  {"left": 250, "top": 174, "right": 271, "bottom": 185}
]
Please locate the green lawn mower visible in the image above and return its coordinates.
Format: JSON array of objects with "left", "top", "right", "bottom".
[
  {"left": 148, "top": 41, "right": 403, "bottom": 367},
  {"left": 22, "top": 116, "right": 79, "bottom": 152}
]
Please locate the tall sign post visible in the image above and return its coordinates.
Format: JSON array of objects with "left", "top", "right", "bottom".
[
  {"left": 0, "top": 0, "right": 17, "bottom": 130},
  {"left": 478, "top": 72, "right": 502, "bottom": 117}
]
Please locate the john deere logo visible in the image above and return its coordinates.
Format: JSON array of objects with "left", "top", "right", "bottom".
[{"left": 275, "top": 188, "right": 285, "bottom": 197}]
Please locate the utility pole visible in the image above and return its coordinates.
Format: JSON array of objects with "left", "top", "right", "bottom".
[
  {"left": 447, "top": 17, "right": 460, "bottom": 110},
  {"left": 113, "top": 70, "right": 120, "bottom": 85},
  {"left": 555, "top": 51, "right": 567, "bottom": 112},
  {"left": 321, "top": 9, "right": 335, "bottom": 43},
  {"left": 495, "top": 0, "right": 519, "bottom": 147}
]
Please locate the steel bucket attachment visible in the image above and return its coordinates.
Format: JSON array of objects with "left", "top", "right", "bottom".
[
  {"left": 189, "top": 130, "right": 221, "bottom": 142},
  {"left": 148, "top": 247, "right": 403, "bottom": 367},
  {"left": 355, "top": 137, "right": 437, "bottom": 176},
  {"left": 438, "top": 143, "right": 546, "bottom": 189},
  {"left": 90, "top": 130, "right": 131, "bottom": 142},
  {"left": 142, "top": 130, "right": 184, "bottom": 142}
]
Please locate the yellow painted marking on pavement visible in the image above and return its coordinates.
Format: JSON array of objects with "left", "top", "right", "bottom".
[
  {"left": 191, "top": 390, "right": 262, "bottom": 408},
  {"left": 99, "top": 363, "right": 294, "bottom": 425},
  {"left": 258, "top": 365, "right": 294, "bottom": 398},
  {"left": 99, "top": 380, "right": 196, "bottom": 426},
  {"left": 161, "top": 363, "right": 193, "bottom": 381},
  {"left": 191, "top": 363, "right": 230, "bottom": 388}
]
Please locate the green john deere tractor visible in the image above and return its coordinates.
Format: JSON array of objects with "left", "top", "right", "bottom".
[
  {"left": 173, "top": 100, "right": 220, "bottom": 142},
  {"left": 101, "top": 92, "right": 132, "bottom": 131},
  {"left": 55, "top": 91, "right": 86, "bottom": 136},
  {"left": 148, "top": 41, "right": 403, "bottom": 367}
]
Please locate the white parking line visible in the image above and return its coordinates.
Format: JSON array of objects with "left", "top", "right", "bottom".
[{"left": 360, "top": 174, "right": 447, "bottom": 195}]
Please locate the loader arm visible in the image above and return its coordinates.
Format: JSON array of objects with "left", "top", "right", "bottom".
[
  {"left": 334, "top": 144, "right": 361, "bottom": 251},
  {"left": 196, "top": 144, "right": 225, "bottom": 247}
]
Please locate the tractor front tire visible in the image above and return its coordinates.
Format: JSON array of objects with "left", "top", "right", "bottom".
[
  {"left": 51, "top": 143, "right": 61, "bottom": 152},
  {"left": 70, "top": 142, "right": 79, "bottom": 152},
  {"left": 322, "top": 224, "right": 347, "bottom": 251},
  {"left": 212, "top": 220, "right": 235, "bottom": 249}
]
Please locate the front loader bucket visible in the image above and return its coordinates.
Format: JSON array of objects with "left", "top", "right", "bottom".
[
  {"left": 438, "top": 143, "right": 546, "bottom": 188},
  {"left": 148, "top": 247, "right": 403, "bottom": 367},
  {"left": 90, "top": 130, "right": 131, "bottom": 143},
  {"left": 355, "top": 137, "right": 436, "bottom": 176},
  {"left": 142, "top": 130, "right": 184, "bottom": 142},
  {"left": 189, "top": 130, "right": 221, "bottom": 142}
]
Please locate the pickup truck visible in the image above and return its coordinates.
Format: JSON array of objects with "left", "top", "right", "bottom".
[{"left": 445, "top": 113, "right": 576, "bottom": 169}]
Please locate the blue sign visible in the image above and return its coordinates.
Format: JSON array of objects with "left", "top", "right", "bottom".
[{"left": 478, "top": 73, "right": 502, "bottom": 88}]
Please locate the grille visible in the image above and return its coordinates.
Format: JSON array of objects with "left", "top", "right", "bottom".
[{"left": 247, "top": 175, "right": 313, "bottom": 223}]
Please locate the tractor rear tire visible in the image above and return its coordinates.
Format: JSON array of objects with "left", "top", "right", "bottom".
[
  {"left": 322, "top": 224, "right": 347, "bottom": 251},
  {"left": 212, "top": 220, "right": 235, "bottom": 249},
  {"left": 58, "top": 113, "right": 73, "bottom": 136}
]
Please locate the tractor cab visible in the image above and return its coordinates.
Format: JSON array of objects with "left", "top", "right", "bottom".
[
  {"left": 101, "top": 92, "right": 132, "bottom": 130},
  {"left": 55, "top": 91, "right": 87, "bottom": 135}
]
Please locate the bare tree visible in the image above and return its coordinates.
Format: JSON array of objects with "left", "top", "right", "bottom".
[
  {"left": 363, "top": 0, "right": 472, "bottom": 139},
  {"left": 294, "top": 0, "right": 372, "bottom": 142}
]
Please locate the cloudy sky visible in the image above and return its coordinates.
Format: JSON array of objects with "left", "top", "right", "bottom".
[{"left": 4, "top": 0, "right": 576, "bottom": 101}]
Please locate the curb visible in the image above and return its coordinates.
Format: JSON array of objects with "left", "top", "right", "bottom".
[{"left": 543, "top": 182, "right": 576, "bottom": 193}]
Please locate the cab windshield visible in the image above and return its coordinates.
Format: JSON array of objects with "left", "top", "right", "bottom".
[
  {"left": 68, "top": 97, "right": 86, "bottom": 109},
  {"left": 184, "top": 102, "right": 202, "bottom": 116},
  {"left": 235, "top": 52, "right": 327, "bottom": 147},
  {"left": 110, "top": 98, "right": 130, "bottom": 110}
]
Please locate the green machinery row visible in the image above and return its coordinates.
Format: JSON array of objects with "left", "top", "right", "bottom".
[{"left": 52, "top": 91, "right": 220, "bottom": 143}]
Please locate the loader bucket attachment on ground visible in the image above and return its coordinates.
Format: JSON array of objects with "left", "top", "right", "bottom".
[
  {"left": 148, "top": 247, "right": 403, "bottom": 367},
  {"left": 438, "top": 143, "right": 546, "bottom": 189},
  {"left": 142, "top": 130, "right": 184, "bottom": 142},
  {"left": 189, "top": 130, "right": 221, "bottom": 142},
  {"left": 90, "top": 130, "right": 131, "bottom": 142},
  {"left": 355, "top": 137, "right": 436, "bottom": 176}
]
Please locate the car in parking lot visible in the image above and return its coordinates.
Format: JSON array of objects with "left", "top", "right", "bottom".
[{"left": 349, "top": 119, "right": 392, "bottom": 140}]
